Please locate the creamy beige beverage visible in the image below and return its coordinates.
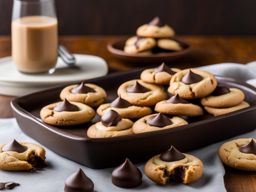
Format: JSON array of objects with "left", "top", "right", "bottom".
[{"left": 12, "top": 16, "right": 58, "bottom": 73}]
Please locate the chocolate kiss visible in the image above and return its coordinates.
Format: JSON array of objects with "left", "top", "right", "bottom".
[
  {"left": 54, "top": 99, "right": 79, "bottom": 112},
  {"left": 148, "top": 17, "right": 164, "bottom": 27},
  {"left": 239, "top": 139, "right": 256, "bottom": 155},
  {"left": 160, "top": 145, "right": 186, "bottom": 162},
  {"left": 112, "top": 158, "right": 142, "bottom": 188},
  {"left": 64, "top": 169, "right": 94, "bottom": 192},
  {"left": 2, "top": 139, "right": 27, "bottom": 153},
  {"left": 147, "top": 113, "right": 173, "bottom": 127},
  {"left": 71, "top": 82, "right": 95, "bottom": 94},
  {"left": 167, "top": 94, "right": 188, "bottom": 104},
  {"left": 154, "top": 63, "right": 176, "bottom": 75},
  {"left": 127, "top": 81, "right": 150, "bottom": 93},
  {"left": 111, "top": 97, "right": 131, "bottom": 108},
  {"left": 211, "top": 86, "right": 230, "bottom": 96},
  {"left": 181, "top": 70, "right": 203, "bottom": 85},
  {"left": 0, "top": 182, "right": 20, "bottom": 190},
  {"left": 101, "top": 110, "right": 122, "bottom": 127}
]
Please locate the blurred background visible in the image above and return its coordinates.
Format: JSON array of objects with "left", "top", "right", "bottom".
[{"left": 0, "top": 0, "right": 256, "bottom": 35}]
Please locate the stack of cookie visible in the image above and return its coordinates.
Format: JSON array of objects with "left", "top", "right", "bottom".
[{"left": 124, "top": 17, "right": 183, "bottom": 54}]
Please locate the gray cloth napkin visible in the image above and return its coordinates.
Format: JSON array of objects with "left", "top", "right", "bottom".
[{"left": 1, "top": 62, "right": 256, "bottom": 192}]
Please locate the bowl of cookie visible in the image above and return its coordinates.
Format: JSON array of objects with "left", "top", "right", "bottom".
[
  {"left": 107, "top": 17, "right": 190, "bottom": 63},
  {"left": 11, "top": 63, "right": 256, "bottom": 169}
]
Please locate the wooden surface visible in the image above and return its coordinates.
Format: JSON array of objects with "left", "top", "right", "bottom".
[
  {"left": 1, "top": 0, "right": 256, "bottom": 35},
  {"left": 1, "top": 35, "right": 256, "bottom": 191}
]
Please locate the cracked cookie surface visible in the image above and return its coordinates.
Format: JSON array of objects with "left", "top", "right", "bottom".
[
  {"left": 168, "top": 69, "right": 217, "bottom": 99},
  {"left": 117, "top": 79, "right": 167, "bottom": 106},
  {"left": 40, "top": 101, "right": 95, "bottom": 126},
  {"left": 60, "top": 83, "right": 107, "bottom": 108},
  {"left": 157, "top": 39, "right": 183, "bottom": 51},
  {"left": 0, "top": 140, "right": 46, "bottom": 171},
  {"left": 124, "top": 36, "right": 156, "bottom": 54},
  {"left": 219, "top": 138, "right": 256, "bottom": 171}
]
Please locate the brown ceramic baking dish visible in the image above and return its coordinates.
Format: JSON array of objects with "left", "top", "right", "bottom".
[{"left": 11, "top": 69, "right": 256, "bottom": 169}]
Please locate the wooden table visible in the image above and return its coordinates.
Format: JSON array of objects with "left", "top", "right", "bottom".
[{"left": 1, "top": 35, "right": 256, "bottom": 191}]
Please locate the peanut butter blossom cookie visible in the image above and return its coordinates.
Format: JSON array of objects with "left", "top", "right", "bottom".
[
  {"left": 137, "top": 17, "right": 175, "bottom": 38},
  {"left": 97, "top": 97, "right": 152, "bottom": 119},
  {"left": 112, "top": 158, "right": 142, "bottom": 188},
  {"left": 155, "top": 94, "right": 203, "bottom": 116},
  {"left": 140, "top": 63, "right": 180, "bottom": 85},
  {"left": 144, "top": 146, "right": 203, "bottom": 185},
  {"left": 219, "top": 138, "right": 256, "bottom": 171},
  {"left": 0, "top": 140, "right": 46, "bottom": 171},
  {"left": 168, "top": 69, "right": 217, "bottom": 99},
  {"left": 132, "top": 113, "right": 188, "bottom": 134},
  {"left": 87, "top": 110, "right": 133, "bottom": 138},
  {"left": 40, "top": 99, "right": 95, "bottom": 126},
  {"left": 64, "top": 169, "right": 94, "bottom": 192},
  {"left": 60, "top": 82, "right": 107, "bottom": 107},
  {"left": 117, "top": 80, "right": 167, "bottom": 106},
  {"left": 124, "top": 36, "right": 156, "bottom": 54},
  {"left": 157, "top": 38, "right": 183, "bottom": 51}
]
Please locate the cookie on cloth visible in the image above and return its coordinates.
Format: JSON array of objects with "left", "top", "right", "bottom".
[
  {"left": 87, "top": 110, "right": 133, "bottom": 138},
  {"left": 117, "top": 80, "right": 167, "bottom": 106},
  {"left": 137, "top": 17, "right": 175, "bottom": 38},
  {"left": 201, "top": 86, "right": 245, "bottom": 108},
  {"left": 204, "top": 101, "right": 250, "bottom": 116},
  {"left": 155, "top": 94, "right": 203, "bottom": 116},
  {"left": 60, "top": 82, "right": 107, "bottom": 107},
  {"left": 97, "top": 97, "right": 152, "bottom": 119},
  {"left": 144, "top": 145, "right": 203, "bottom": 185},
  {"left": 140, "top": 63, "right": 180, "bottom": 85},
  {"left": 219, "top": 138, "right": 256, "bottom": 171},
  {"left": 40, "top": 99, "right": 95, "bottom": 126},
  {"left": 132, "top": 113, "right": 187, "bottom": 134},
  {"left": 168, "top": 69, "right": 217, "bottom": 99},
  {"left": 0, "top": 139, "right": 46, "bottom": 171},
  {"left": 124, "top": 36, "right": 156, "bottom": 54},
  {"left": 157, "top": 39, "right": 183, "bottom": 51}
]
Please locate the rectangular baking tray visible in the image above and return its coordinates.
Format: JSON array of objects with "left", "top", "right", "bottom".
[{"left": 11, "top": 70, "right": 256, "bottom": 169}]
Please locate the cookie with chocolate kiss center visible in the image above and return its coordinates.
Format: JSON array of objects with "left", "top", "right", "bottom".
[
  {"left": 148, "top": 17, "right": 164, "bottom": 27},
  {"left": 155, "top": 63, "right": 176, "bottom": 75},
  {"left": 71, "top": 82, "right": 95, "bottom": 94},
  {"left": 147, "top": 113, "right": 173, "bottom": 127},
  {"left": 239, "top": 139, "right": 256, "bottom": 155},
  {"left": 64, "top": 169, "right": 94, "bottom": 192},
  {"left": 101, "top": 110, "right": 122, "bottom": 127},
  {"left": 2, "top": 139, "right": 27, "bottom": 153},
  {"left": 182, "top": 70, "right": 203, "bottom": 85},
  {"left": 167, "top": 94, "right": 188, "bottom": 104},
  {"left": 211, "top": 86, "right": 230, "bottom": 96},
  {"left": 112, "top": 158, "right": 142, "bottom": 188},
  {"left": 160, "top": 145, "right": 186, "bottom": 162},
  {"left": 126, "top": 81, "right": 150, "bottom": 93},
  {"left": 111, "top": 97, "right": 131, "bottom": 108},
  {"left": 54, "top": 99, "right": 80, "bottom": 112}
]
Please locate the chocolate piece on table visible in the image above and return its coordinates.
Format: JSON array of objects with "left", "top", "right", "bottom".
[
  {"left": 112, "top": 158, "right": 142, "bottom": 188},
  {"left": 2, "top": 139, "right": 27, "bottom": 153},
  {"left": 148, "top": 17, "right": 164, "bottom": 27},
  {"left": 64, "top": 169, "right": 94, "bottom": 192},
  {"left": 160, "top": 145, "right": 186, "bottom": 162},
  {"left": 111, "top": 97, "right": 131, "bottom": 108},
  {"left": 154, "top": 63, "right": 176, "bottom": 75},
  {"left": 182, "top": 70, "right": 203, "bottom": 85},
  {"left": 101, "top": 110, "right": 122, "bottom": 127},
  {"left": 147, "top": 113, "right": 173, "bottom": 127},
  {"left": 239, "top": 139, "right": 256, "bottom": 155},
  {"left": 126, "top": 81, "right": 150, "bottom": 93},
  {"left": 211, "top": 86, "right": 230, "bottom": 96},
  {"left": 53, "top": 99, "right": 79, "bottom": 112},
  {"left": 71, "top": 82, "right": 95, "bottom": 94},
  {"left": 0, "top": 182, "right": 20, "bottom": 190},
  {"left": 167, "top": 94, "right": 188, "bottom": 104}
]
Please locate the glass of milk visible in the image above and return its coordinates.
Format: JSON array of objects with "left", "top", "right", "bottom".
[{"left": 12, "top": 0, "right": 58, "bottom": 74}]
